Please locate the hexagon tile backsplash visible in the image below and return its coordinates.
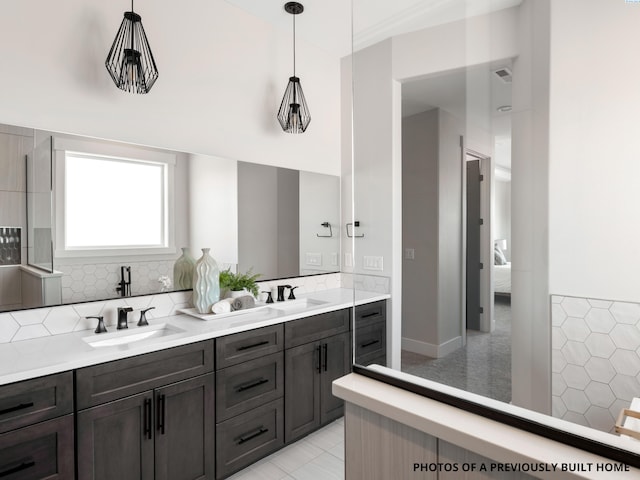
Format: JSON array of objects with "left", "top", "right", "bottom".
[
  {"left": 0, "top": 272, "right": 355, "bottom": 344},
  {"left": 552, "top": 295, "right": 640, "bottom": 433}
]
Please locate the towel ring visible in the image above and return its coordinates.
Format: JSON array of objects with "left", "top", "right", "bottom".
[
  {"left": 317, "top": 222, "right": 333, "bottom": 238},
  {"left": 346, "top": 221, "right": 364, "bottom": 238}
]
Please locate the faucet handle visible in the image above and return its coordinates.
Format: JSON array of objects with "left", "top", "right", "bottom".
[
  {"left": 262, "top": 291, "right": 274, "bottom": 304},
  {"left": 288, "top": 286, "right": 299, "bottom": 300},
  {"left": 138, "top": 307, "right": 155, "bottom": 327},
  {"left": 86, "top": 316, "right": 107, "bottom": 334}
]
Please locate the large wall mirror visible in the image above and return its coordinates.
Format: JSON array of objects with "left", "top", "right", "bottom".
[
  {"left": 351, "top": 0, "right": 640, "bottom": 465},
  {"left": 0, "top": 124, "right": 340, "bottom": 312}
]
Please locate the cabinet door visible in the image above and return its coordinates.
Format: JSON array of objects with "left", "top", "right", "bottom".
[
  {"left": 320, "top": 332, "right": 350, "bottom": 425},
  {"left": 284, "top": 341, "right": 321, "bottom": 443},
  {"left": 0, "top": 414, "right": 74, "bottom": 480},
  {"left": 77, "top": 392, "right": 154, "bottom": 480},
  {"left": 154, "top": 374, "right": 215, "bottom": 480}
]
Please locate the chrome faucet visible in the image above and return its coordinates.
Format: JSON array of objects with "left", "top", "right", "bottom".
[{"left": 117, "top": 307, "right": 133, "bottom": 330}]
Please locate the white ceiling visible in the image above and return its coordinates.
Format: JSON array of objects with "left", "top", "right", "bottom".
[
  {"left": 224, "top": 0, "right": 522, "bottom": 57},
  {"left": 224, "top": 0, "right": 517, "bottom": 166}
]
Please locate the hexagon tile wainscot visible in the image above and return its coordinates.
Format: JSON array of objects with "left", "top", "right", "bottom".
[{"left": 552, "top": 295, "right": 640, "bottom": 432}]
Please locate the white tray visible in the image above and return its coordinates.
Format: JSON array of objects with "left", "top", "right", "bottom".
[{"left": 177, "top": 304, "right": 270, "bottom": 321}]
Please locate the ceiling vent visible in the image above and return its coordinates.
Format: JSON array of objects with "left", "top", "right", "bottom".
[{"left": 493, "top": 67, "right": 512, "bottom": 84}]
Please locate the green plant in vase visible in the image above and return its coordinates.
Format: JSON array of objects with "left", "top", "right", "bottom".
[{"left": 219, "top": 268, "right": 261, "bottom": 298}]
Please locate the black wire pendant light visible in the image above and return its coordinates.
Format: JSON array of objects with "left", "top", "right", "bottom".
[
  {"left": 277, "top": 2, "right": 311, "bottom": 133},
  {"left": 105, "top": 0, "right": 158, "bottom": 94}
]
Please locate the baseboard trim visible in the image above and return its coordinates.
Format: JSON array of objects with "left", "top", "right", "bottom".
[{"left": 402, "top": 336, "right": 462, "bottom": 358}]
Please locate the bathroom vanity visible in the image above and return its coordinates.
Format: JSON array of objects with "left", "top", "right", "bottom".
[{"left": 0, "top": 289, "right": 388, "bottom": 479}]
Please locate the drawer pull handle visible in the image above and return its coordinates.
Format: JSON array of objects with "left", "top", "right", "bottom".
[
  {"left": 0, "top": 460, "right": 35, "bottom": 477},
  {"left": 360, "top": 312, "right": 379, "bottom": 319},
  {"left": 237, "top": 340, "right": 269, "bottom": 352},
  {"left": 236, "top": 378, "right": 269, "bottom": 393},
  {"left": 361, "top": 340, "right": 380, "bottom": 348},
  {"left": 236, "top": 426, "right": 269, "bottom": 445},
  {"left": 0, "top": 402, "right": 34, "bottom": 416}
]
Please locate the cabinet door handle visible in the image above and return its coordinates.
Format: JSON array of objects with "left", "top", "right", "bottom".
[
  {"left": 322, "top": 343, "right": 328, "bottom": 372},
  {"left": 157, "top": 394, "right": 166, "bottom": 435},
  {"left": 361, "top": 339, "right": 380, "bottom": 348},
  {"left": 236, "top": 426, "right": 269, "bottom": 445},
  {"left": 235, "top": 378, "right": 269, "bottom": 393},
  {"left": 237, "top": 340, "right": 269, "bottom": 351},
  {"left": 0, "top": 402, "right": 34, "bottom": 416},
  {"left": 360, "top": 311, "right": 379, "bottom": 319},
  {"left": 316, "top": 345, "right": 322, "bottom": 373},
  {"left": 0, "top": 460, "right": 35, "bottom": 477},
  {"left": 144, "top": 398, "right": 152, "bottom": 440}
]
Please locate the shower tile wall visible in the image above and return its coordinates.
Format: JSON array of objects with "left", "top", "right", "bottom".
[{"left": 552, "top": 295, "right": 640, "bottom": 433}]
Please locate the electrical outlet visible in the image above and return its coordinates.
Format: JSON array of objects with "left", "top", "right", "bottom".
[
  {"left": 305, "top": 253, "right": 322, "bottom": 266},
  {"left": 405, "top": 248, "right": 415, "bottom": 260}
]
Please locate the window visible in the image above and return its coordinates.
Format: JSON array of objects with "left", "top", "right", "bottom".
[{"left": 54, "top": 137, "right": 176, "bottom": 257}]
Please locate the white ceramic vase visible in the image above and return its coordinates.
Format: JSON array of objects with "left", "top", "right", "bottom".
[{"left": 192, "top": 248, "right": 220, "bottom": 314}]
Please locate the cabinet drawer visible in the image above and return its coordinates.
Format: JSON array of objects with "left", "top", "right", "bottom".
[
  {"left": 0, "top": 414, "right": 74, "bottom": 479},
  {"left": 76, "top": 340, "right": 214, "bottom": 410},
  {"left": 216, "top": 352, "right": 283, "bottom": 422},
  {"left": 284, "top": 309, "right": 350, "bottom": 349},
  {"left": 216, "top": 398, "right": 284, "bottom": 479},
  {"left": 0, "top": 372, "right": 73, "bottom": 434},
  {"left": 355, "top": 300, "right": 386, "bottom": 328},
  {"left": 216, "top": 324, "right": 283, "bottom": 369},
  {"left": 355, "top": 321, "right": 386, "bottom": 366}
]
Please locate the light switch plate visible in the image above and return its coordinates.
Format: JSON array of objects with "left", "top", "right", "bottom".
[
  {"left": 405, "top": 248, "right": 415, "bottom": 260},
  {"left": 344, "top": 252, "right": 353, "bottom": 267},
  {"left": 363, "top": 255, "right": 383, "bottom": 271},
  {"left": 331, "top": 252, "right": 338, "bottom": 266}
]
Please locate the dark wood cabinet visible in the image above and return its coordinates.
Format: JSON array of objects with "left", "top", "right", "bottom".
[
  {"left": 354, "top": 300, "right": 387, "bottom": 366},
  {"left": 78, "top": 373, "right": 214, "bottom": 480},
  {"left": 0, "top": 414, "right": 74, "bottom": 480},
  {"left": 0, "top": 372, "right": 74, "bottom": 480},
  {"left": 77, "top": 341, "right": 215, "bottom": 480},
  {"left": 284, "top": 330, "right": 350, "bottom": 443},
  {"left": 77, "top": 391, "right": 153, "bottom": 480}
]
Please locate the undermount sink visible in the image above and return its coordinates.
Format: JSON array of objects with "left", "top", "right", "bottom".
[
  {"left": 83, "top": 323, "right": 185, "bottom": 348},
  {"left": 271, "top": 298, "right": 327, "bottom": 312}
]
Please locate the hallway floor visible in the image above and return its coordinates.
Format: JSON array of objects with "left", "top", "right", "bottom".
[
  {"left": 227, "top": 418, "right": 344, "bottom": 480},
  {"left": 401, "top": 296, "right": 512, "bottom": 403}
]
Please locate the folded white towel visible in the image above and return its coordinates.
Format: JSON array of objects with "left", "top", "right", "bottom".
[{"left": 211, "top": 298, "right": 234, "bottom": 315}]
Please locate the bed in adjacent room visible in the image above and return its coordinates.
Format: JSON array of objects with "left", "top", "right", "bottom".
[{"left": 494, "top": 242, "right": 511, "bottom": 296}]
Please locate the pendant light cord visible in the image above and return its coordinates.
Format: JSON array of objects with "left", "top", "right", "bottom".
[{"left": 292, "top": 13, "right": 296, "bottom": 77}]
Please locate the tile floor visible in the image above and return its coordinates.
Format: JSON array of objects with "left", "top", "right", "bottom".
[{"left": 227, "top": 418, "right": 345, "bottom": 480}]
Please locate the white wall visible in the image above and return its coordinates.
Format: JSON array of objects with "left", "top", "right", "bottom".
[
  {"left": 548, "top": 0, "right": 640, "bottom": 302},
  {"left": 0, "top": 0, "right": 341, "bottom": 176},
  {"left": 188, "top": 154, "right": 238, "bottom": 266},
  {"left": 299, "top": 171, "right": 341, "bottom": 274},
  {"left": 494, "top": 179, "right": 511, "bottom": 261}
]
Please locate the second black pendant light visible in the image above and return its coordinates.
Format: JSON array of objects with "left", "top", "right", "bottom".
[
  {"left": 106, "top": 0, "right": 159, "bottom": 94},
  {"left": 277, "top": 2, "right": 311, "bottom": 133}
]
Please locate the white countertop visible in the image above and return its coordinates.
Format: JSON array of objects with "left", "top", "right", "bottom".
[
  {"left": 0, "top": 288, "right": 389, "bottom": 386},
  {"left": 333, "top": 371, "right": 640, "bottom": 479}
]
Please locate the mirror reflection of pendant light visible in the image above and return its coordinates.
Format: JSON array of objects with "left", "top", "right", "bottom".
[
  {"left": 105, "top": 0, "right": 158, "bottom": 94},
  {"left": 277, "top": 2, "right": 311, "bottom": 133}
]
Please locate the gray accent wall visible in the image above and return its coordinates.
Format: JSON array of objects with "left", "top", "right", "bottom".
[{"left": 402, "top": 108, "right": 463, "bottom": 357}]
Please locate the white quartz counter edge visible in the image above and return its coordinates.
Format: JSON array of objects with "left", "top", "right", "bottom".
[
  {"left": 333, "top": 372, "right": 640, "bottom": 480},
  {"left": 0, "top": 288, "right": 389, "bottom": 386}
]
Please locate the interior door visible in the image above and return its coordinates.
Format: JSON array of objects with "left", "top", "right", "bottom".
[{"left": 466, "top": 158, "right": 482, "bottom": 330}]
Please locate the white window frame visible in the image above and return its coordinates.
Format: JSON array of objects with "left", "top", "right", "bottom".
[{"left": 53, "top": 136, "right": 176, "bottom": 258}]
